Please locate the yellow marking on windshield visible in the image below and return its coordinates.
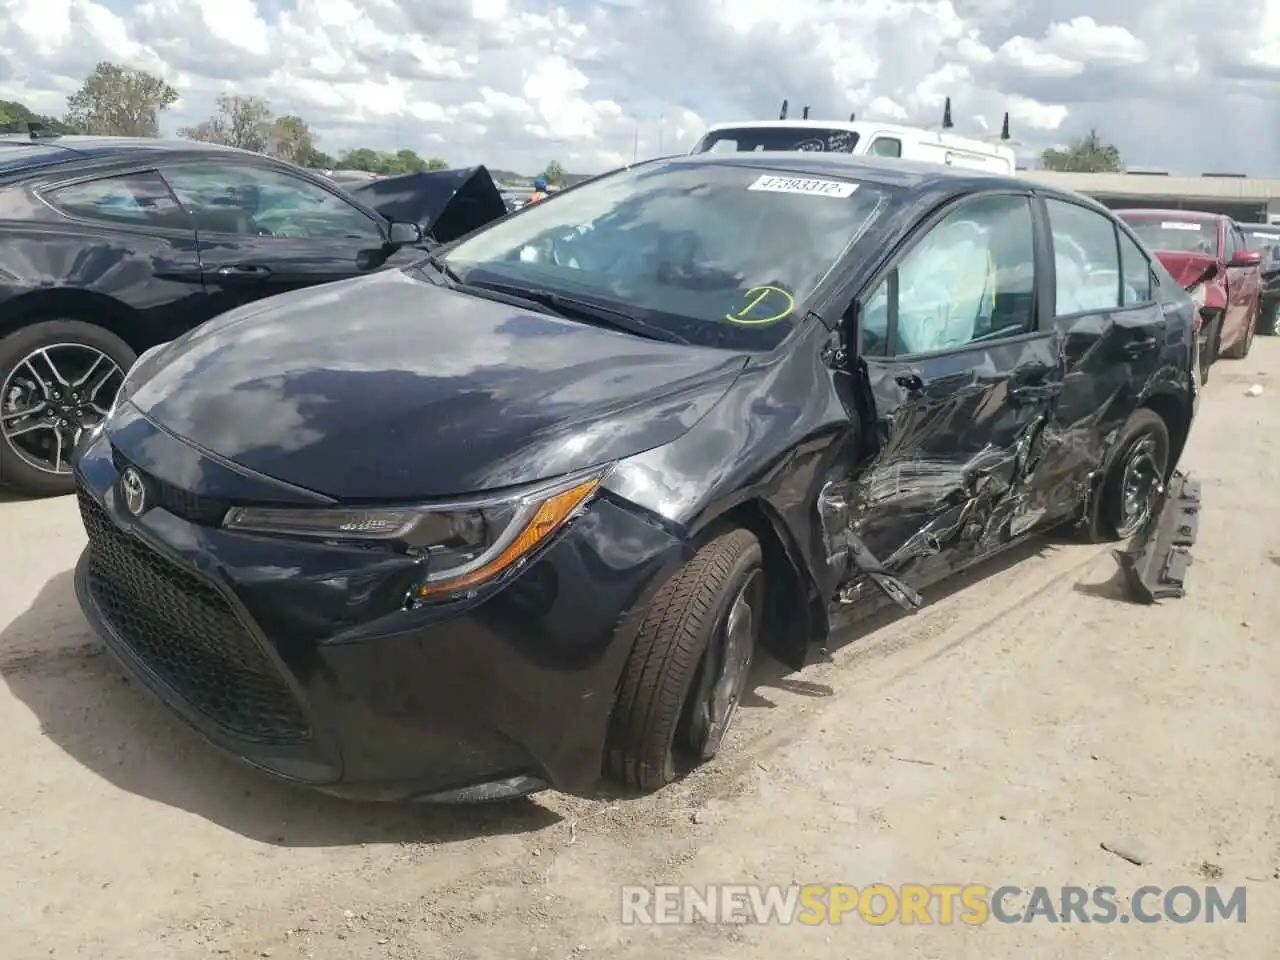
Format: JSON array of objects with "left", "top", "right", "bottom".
[{"left": 726, "top": 285, "right": 796, "bottom": 325}]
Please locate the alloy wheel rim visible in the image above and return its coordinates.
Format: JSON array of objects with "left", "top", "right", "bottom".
[
  {"left": 1, "top": 344, "right": 123, "bottom": 476},
  {"left": 689, "top": 570, "right": 761, "bottom": 761},
  {"left": 1117, "top": 435, "right": 1163, "bottom": 537}
]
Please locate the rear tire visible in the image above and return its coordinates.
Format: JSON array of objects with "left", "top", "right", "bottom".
[
  {"left": 606, "top": 528, "right": 763, "bottom": 793},
  {"left": 1089, "top": 409, "right": 1171, "bottom": 542},
  {"left": 0, "top": 320, "right": 136, "bottom": 498}
]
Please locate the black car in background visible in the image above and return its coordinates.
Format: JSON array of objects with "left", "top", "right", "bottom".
[
  {"left": 72, "top": 153, "right": 1201, "bottom": 803},
  {"left": 0, "top": 133, "right": 505, "bottom": 497},
  {"left": 1236, "top": 221, "right": 1280, "bottom": 334}
]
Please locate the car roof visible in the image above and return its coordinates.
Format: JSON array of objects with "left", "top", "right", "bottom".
[
  {"left": 0, "top": 134, "right": 256, "bottom": 178},
  {"left": 656, "top": 150, "right": 1033, "bottom": 194}
]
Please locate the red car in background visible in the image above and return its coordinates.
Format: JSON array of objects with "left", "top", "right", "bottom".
[{"left": 1116, "top": 210, "right": 1263, "bottom": 382}]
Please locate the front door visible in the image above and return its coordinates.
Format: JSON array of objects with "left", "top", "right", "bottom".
[
  {"left": 835, "top": 192, "right": 1063, "bottom": 596},
  {"left": 1220, "top": 222, "right": 1251, "bottom": 345},
  {"left": 158, "top": 160, "right": 416, "bottom": 314}
]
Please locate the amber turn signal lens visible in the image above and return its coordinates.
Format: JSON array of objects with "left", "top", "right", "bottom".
[{"left": 415, "top": 477, "right": 601, "bottom": 598}]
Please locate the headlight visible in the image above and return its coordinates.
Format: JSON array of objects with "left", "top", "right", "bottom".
[{"left": 222, "top": 469, "right": 606, "bottom": 599}]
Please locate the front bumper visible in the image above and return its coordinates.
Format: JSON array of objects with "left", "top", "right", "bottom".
[{"left": 71, "top": 418, "right": 684, "bottom": 801}]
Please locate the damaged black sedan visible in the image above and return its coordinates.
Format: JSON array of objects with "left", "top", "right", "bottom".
[{"left": 72, "top": 153, "right": 1200, "bottom": 802}]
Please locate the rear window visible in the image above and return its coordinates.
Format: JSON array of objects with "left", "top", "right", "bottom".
[
  {"left": 1121, "top": 215, "right": 1219, "bottom": 256},
  {"left": 692, "top": 127, "right": 860, "bottom": 154}
]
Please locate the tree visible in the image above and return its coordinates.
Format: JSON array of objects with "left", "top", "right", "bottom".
[
  {"left": 64, "top": 62, "right": 178, "bottom": 137},
  {"left": 542, "top": 160, "right": 567, "bottom": 186},
  {"left": 335, "top": 148, "right": 448, "bottom": 174},
  {"left": 267, "top": 115, "right": 316, "bottom": 165},
  {"left": 179, "top": 94, "right": 274, "bottom": 152},
  {"left": 1041, "top": 129, "right": 1122, "bottom": 173},
  {"left": 179, "top": 96, "right": 321, "bottom": 165},
  {"left": 0, "top": 100, "right": 74, "bottom": 134}
]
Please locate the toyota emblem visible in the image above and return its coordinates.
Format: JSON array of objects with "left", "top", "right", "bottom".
[{"left": 120, "top": 467, "right": 147, "bottom": 517}]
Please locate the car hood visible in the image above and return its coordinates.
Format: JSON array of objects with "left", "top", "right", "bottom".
[
  {"left": 346, "top": 166, "right": 507, "bottom": 243},
  {"left": 1152, "top": 251, "right": 1220, "bottom": 289},
  {"left": 126, "top": 269, "right": 748, "bottom": 501}
]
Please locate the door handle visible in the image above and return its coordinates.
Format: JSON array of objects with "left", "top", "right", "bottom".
[
  {"left": 894, "top": 372, "right": 925, "bottom": 392},
  {"left": 215, "top": 264, "right": 272, "bottom": 278}
]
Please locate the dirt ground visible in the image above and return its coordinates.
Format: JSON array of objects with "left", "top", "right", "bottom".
[{"left": 1, "top": 345, "right": 1277, "bottom": 960}]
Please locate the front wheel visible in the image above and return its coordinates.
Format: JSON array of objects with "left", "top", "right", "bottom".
[
  {"left": 1197, "top": 310, "right": 1220, "bottom": 384},
  {"left": 606, "top": 528, "right": 764, "bottom": 792},
  {"left": 1257, "top": 298, "right": 1279, "bottom": 336},
  {"left": 1220, "top": 303, "right": 1257, "bottom": 359},
  {"left": 1090, "top": 409, "right": 1171, "bottom": 542},
  {"left": 0, "top": 321, "right": 136, "bottom": 497}
]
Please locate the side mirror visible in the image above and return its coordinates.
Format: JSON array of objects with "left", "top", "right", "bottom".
[
  {"left": 386, "top": 220, "right": 423, "bottom": 247},
  {"left": 1185, "top": 262, "right": 1220, "bottom": 291},
  {"left": 1228, "top": 249, "right": 1263, "bottom": 267}
]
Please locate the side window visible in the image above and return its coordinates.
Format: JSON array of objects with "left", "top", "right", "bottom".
[
  {"left": 1231, "top": 226, "right": 1248, "bottom": 261},
  {"left": 1222, "top": 227, "right": 1237, "bottom": 261},
  {"left": 867, "top": 137, "right": 902, "bottom": 158},
  {"left": 45, "top": 171, "right": 189, "bottom": 229},
  {"left": 161, "top": 164, "right": 383, "bottom": 241},
  {"left": 1045, "top": 198, "right": 1121, "bottom": 315},
  {"left": 1118, "top": 228, "right": 1153, "bottom": 305},
  {"left": 860, "top": 194, "right": 1036, "bottom": 357}
]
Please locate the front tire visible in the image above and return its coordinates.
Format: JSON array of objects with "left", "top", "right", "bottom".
[
  {"left": 607, "top": 528, "right": 764, "bottom": 792},
  {"left": 1090, "top": 409, "right": 1171, "bottom": 542},
  {"left": 1258, "top": 298, "right": 1279, "bottom": 336},
  {"left": 0, "top": 320, "right": 136, "bottom": 497},
  {"left": 1220, "top": 302, "right": 1257, "bottom": 359},
  {"left": 1197, "top": 310, "right": 1220, "bottom": 384}
]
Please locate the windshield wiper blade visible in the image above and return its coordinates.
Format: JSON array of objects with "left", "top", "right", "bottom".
[
  {"left": 420, "top": 251, "right": 463, "bottom": 287},
  {"left": 463, "top": 280, "right": 689, "bottom": 344}
]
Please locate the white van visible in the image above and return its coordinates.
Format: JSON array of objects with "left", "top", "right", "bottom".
[{"left": 690, "top": 101, "right": 1016, "bottom": 175}]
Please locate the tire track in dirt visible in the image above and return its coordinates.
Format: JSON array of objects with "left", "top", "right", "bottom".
[{"left": 195, "top": 537, "right": 1112, "bottom": 959}]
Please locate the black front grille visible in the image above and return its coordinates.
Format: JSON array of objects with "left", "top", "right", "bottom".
[
  {"left": 110, "top": 448, "right": 229, "bottom": 526},
  {"left": 78, "top": 489, "right": 311, "bottom": 744}
]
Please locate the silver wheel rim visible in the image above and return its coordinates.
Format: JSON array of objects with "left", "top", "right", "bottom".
[
  {"left": 1, "top": 343, "right": 123, "bottom": 476},
  {"left": 688, "top": 569, "right": 761, "bottom": 761},
  {"left": 1117, "top": 435, "right": 1163, "bottom": 537}
]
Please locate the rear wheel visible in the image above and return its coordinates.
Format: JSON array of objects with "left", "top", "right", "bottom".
[
  {"left": 0, "top": 321, "right": 135, "bottom": 497},
  {"left": 607, "top": 528, "right": 764, "bottom": 792},
  {"left": 1090, "top": 409, "right": 1171, "bottom": 542}
]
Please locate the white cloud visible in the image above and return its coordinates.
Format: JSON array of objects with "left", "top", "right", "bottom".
[{"left": 0, "top": 0, "right": 1277, "bottom": 174}]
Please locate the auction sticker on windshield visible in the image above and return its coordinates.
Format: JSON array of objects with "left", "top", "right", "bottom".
[
  {"left": 1160, "top": 221, "right": 1202, "bottom": 230},
  {"left": 748, "top": 175, "right": 858, "bottom": 198}
]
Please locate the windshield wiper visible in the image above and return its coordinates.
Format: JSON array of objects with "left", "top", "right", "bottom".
[
  {"left": 462, "top": 279, "right": 689, "bottom": 344},
  {"left": 419, "top": 251, "right": 463, "bottom": 287}
]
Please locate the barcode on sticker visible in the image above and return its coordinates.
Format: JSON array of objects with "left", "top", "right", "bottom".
[
  {"left": 748, "top": 175, "right": 858, "bottom": 198},
  {"left": 1161, "top": 221, "right": 1202, "bottom": 231}
]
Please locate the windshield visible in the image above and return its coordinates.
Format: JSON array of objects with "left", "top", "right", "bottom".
[
  {"left": 442, "top": 161, "right": 895, "bottom": 350},
  {"left": 1121, "top": 216, "right": 1220, "bottom": 256},
  {"left": 691, "top": 127, "right": 860, "bottom": 155}
]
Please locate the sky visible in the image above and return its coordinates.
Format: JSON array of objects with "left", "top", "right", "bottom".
[{"left": 1, "top": 0, "right": 1279, "bottom": 175}]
